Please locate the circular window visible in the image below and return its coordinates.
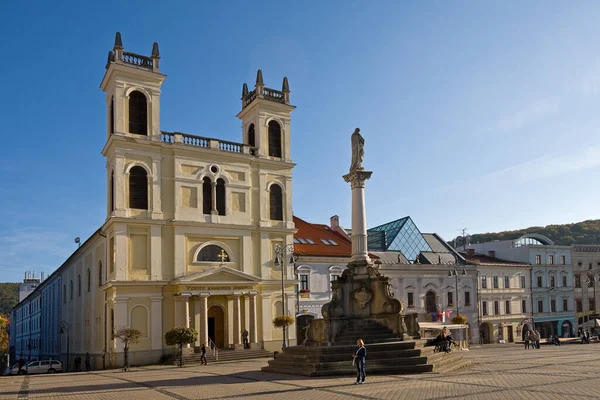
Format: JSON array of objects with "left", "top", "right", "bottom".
[{"left": 210, "top": 165, "right": 219, "bottom": 174}]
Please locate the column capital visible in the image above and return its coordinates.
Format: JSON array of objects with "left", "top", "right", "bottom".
[
  {"left": 179, "top": 292, "right": 192, "bottom": 298},
  {"left": 228, "top": 292, "right": 243, "bottom": 299},
  {"left": 246, "top": 291, "right": 259, "bottom": 298},
  {"left": 199, "top": 293, "right": 210, "bottom": 299},
  {"left": 150, "top": 296, "right": 163, "bottom": 302}
]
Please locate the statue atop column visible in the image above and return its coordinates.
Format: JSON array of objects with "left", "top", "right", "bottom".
[{"left": 349, "top": 128, "right": 365, "bottom": 173}]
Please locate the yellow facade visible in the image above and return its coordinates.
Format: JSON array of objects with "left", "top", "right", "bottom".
[{"left": 59, "top": 34, "right": 297, "bottom": 368}]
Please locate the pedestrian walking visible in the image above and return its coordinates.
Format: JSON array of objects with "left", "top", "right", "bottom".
[
  {"left": 242, "top": 329, "right": 249, "bottom": 349},
  {"left": 352, "top": 338, "right": 366, "bottom": 385},
  {"left": 524, "top": 331, "right": 530, "bottom": 350},
  {"left": 200, "top": 344, "right": 207, "bottom": 365},
  {"left": 85, "top": 353, "right": 91, "bottom": 371},
  {"left": 534, "top": 330, "right": 541, "bottom": 349}
]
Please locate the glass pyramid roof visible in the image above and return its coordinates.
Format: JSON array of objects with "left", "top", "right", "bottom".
[{"left": 368, "top": 217, "right": 432, "bottom": 262}]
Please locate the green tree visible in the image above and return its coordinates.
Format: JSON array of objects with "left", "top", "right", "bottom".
[
  {"left": 0, "top": 283, "right": 19, "bottom": 315},
  {"left": 114, "top": 327, "right": 142, "bottom": 372},
  {"left": 165, "top": 327, "right": 198, "bottom": 367},
  {"left": 0, "top": 314, "right": 9, "bottom": 355}
]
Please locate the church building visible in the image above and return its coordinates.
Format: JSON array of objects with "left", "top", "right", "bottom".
[{"left": 46, "top": 32, "right": 298, "bottom": 368}]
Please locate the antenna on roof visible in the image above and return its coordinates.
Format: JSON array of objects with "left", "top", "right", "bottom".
[{"left": 457, "top": 227, "right": 469, "bottom": 252}]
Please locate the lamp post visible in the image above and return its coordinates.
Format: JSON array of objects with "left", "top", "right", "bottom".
[
  {"left": 59, "top": 321, "right": 70, "bottom": 372},
  {"left": 448, "top": 268, "right": 468, "bottom": 318},
  {"left": 273, "top": 244, "right": 297, "bottom": 349}
]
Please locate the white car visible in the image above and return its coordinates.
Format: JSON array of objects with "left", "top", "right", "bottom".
[{"left": 11, "top": 360, "right": 62, "bottom": 375}]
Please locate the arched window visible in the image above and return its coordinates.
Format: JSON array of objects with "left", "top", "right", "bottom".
[
  {"left": 129, "top": 90, "right": 147, "bottom": 135},
  {"left": 77, "top": 274, "right": 81, "bottom": 297},
  {"left": 197, "top": 245, "right": 229, "bottom": 262},
  {"left": 70, "top": 280, "right": 73, "bottom": 301},
  {"left": 86, "top": 269, "right": 91, "bottom": 292},
  {"left": 216, "top": 178, "right": 226, "bottom": 216},
  {"left": 268, "top": 120, "right": 282, "bottom": 158},
  {"left": 110, "top": 170, "right": 115, "bottom": 212},
  {"left": 98, "top": 261, "right": 103, "bottom": 287},
  {"left": 269, "top": 184, "right": 283, "bottom": 221},
  {"left": 109, "top": 96, "right": 115, "bottom": 134},
  {"left": 202, "top": 177, "right": 212, "bottom": 214},
  {"left": 130, "top": 306, "right": 148, "bottom": 337},
  {"left": 248, "top": 124, "right": 255, "bottom": 147},
  {"left": 129, "top": 166, "right": 148, "bottom": 210}
]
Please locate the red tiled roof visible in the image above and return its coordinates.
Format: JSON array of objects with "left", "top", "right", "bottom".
[
  {"left": 460, "top": 252, "right": 529, "bottom": 266},
  {"left": 293, "top": 216, "right": 352, "bottom": 257}
]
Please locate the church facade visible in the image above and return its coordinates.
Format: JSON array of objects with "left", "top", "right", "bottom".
[{"left": 52, "top": 33, "right": 298, "bottom": 368}]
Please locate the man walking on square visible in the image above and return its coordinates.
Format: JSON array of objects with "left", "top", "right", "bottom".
[{"left": 200, "top": 344, "right": 207, "bottom": 365}]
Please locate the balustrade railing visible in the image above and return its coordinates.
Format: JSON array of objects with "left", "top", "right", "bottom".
[
  {"left": 160, "top": 131, "right": 255, "bottom": 156},
  {"left": 161, "top": 132, "right": 174, "bottom": 143},
  {"left": 243, "top": 89, "right": 257, "bottom": 108},
  {"left": 121, "top": 51, "right": 154, "bottom": 69},
  {"left": 208, "top": 338, "right": 219, "bottom": 360},
  {"left": 263, "top": 88, "right": 285, "bottom": 104},
  {"left": 181, "top": 133, "right": 209, "bottom": 148}
]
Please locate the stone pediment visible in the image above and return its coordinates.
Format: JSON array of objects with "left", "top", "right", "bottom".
[{"left": 177, "top": 266, "right": 261, "bottom": 284}]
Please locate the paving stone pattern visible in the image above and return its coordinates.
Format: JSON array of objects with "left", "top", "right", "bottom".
[{"left": 1, "top": 343, "right": 600, "bottom": 400}]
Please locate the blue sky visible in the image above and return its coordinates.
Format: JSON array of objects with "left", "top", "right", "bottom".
[{"left": 1, "top": 1, "right": 600, "bottom": 282}]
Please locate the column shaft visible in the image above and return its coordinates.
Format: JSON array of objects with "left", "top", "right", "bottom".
[
  {"left": 233, "top": 295, "right": 241, "bottom": 345},
  {"left": 249, "top": 294, "right": 258, "bottom": 343},
  {"left": 199, "top": 295, "right": 209, "bottom": 346}
]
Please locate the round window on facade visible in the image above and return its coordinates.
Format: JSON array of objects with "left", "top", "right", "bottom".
[{"left": 210, "top": 165, "right": 219, "bottom": 174}]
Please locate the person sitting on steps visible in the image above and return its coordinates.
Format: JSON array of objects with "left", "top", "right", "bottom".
[{"left": 434, "top": 327, "right": 454, "bottom": 353}]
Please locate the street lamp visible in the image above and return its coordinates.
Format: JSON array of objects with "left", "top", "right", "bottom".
[
  {"left": 59, "top": 321, "right": 70, "bottom": 372},
  {"left": 273, "top": 244, "right": 297, "bottom": 349},
  {"left": 448, "top": 268, "right": 468, "bottom": 318}
]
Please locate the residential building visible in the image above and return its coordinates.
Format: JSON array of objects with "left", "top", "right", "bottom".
[
  {"left": 292, "top": 216, "right": 350, "bottom": 342},
  {"left": 461, "top": 251, "right": 532, "bottom": 343},
  {"left": 571, "top": 245, "right": 600, "bottom": 329},
  {"left": 11, "top": 286, "right": 42, "bottom": 361},
  {"left": 468, "top": 234, "right": 575, "bottom": 338}
]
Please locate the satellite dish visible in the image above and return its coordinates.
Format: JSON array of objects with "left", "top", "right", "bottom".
[{"left": 74, "top": 237, "right": 81, "bottom": 247}]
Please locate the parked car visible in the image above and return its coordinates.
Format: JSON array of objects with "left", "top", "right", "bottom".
[{"left": 10, "top": 360, "right": 62, "bottom": 375}]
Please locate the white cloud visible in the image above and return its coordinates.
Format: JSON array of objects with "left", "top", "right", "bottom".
[
  {"left": 485, "top": 144, "right": 600, "bottom": 183},
  {"left": 0, "top": 228, "right": 74, "bottom": 279},
  {"left": 497, "top": 96, "right": 560, "bottom": 131}
]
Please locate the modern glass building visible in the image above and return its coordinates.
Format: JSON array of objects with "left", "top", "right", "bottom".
[{"left": 367, "top": 217, "right": 433, "bottom": 263}]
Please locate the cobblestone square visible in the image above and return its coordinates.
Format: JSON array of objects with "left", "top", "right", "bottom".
[{"left": 2, "top": 344, "right": 600, "bottom": 400}]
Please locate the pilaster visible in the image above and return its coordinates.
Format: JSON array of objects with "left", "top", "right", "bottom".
[
  {"left": 150, "top": 296, "right": 163, "bottom": 350},
  {"left": 150, "top": 225, "right": 162, "bottom": 280},
  {"left": 261, "top": 294, "right": 272, "bottom": 341},
  {"left": 248, "top": 292, "right": 258, "bottom": 344}
]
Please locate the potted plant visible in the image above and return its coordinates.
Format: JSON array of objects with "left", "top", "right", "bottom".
[
  {"left": 451, "top": 315, "right": 468, "bottom": 325},
  {"left": 165, "top": 327, "right": 198, "bottom": 367}
]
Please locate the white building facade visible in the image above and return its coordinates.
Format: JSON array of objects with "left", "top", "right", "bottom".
[
  {"left": 570, "top": 245, "right": 600, "bottom": 330},
  {"left": 468, "top": 234, "right": 576, "bottom": 338}
]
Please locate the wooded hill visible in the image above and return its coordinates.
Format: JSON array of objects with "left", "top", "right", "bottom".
[
  {"left": 0, "top": 283, "right": 19, "bottom": 315},
  {"left": 454, "top": 219, "right": 600, "bottom": 248}
]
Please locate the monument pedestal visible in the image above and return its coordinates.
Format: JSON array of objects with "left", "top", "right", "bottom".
[{"left": 262, "top": 130, "right": 471, "bottom": 376}]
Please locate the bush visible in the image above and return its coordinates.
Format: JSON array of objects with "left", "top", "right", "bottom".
[
  {"left": 451, "top": 315, "right": 468, "bottom": 325},
  {"left": 272, "top": 315, "right": 294, "bottom": 328}
]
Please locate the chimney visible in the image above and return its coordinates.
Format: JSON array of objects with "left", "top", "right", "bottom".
[
  {"left": 488, "top": 251, "right": 496, "bottom": 258},
  {"left": 466, "top": 249, "right": 475, "bottom": 256},
  {"left": 330, "top": 215, "right": 340, "bottom": 229}
]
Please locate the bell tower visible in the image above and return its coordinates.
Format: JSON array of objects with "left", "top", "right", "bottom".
[
  {"left": 100, "top": 32, "right": 166, "bottom": 220},
  {"left": 237, "top": 70, "right": 295, "bottom": 162},
  {"left": 100, "top": 32, "right": 165, "bottom": 141}
]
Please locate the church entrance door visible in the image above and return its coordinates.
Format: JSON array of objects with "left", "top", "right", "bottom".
[{"left": 208, "top": 306, "right": 225, "bottom": 348}]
